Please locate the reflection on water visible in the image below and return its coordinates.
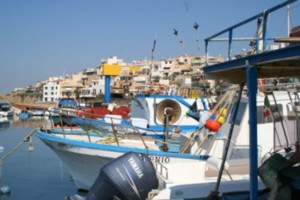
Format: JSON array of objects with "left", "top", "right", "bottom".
[
  {"left": 0, "top": 117, "right": 14, "bottom": 129},
  {"left": 0, "top": 116, "right": 48, "bottom": 130},
  {"left": 0, "top": 117, "right": 77, "bottom": 200}
]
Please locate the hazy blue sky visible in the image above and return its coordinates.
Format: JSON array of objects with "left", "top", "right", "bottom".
[{"left": 1, "top": 0, "right": 299, "bottom": 93}]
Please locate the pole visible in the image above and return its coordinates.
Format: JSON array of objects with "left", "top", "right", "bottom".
[
  {"left": 213, "top": 83, "right": 244, "bottom": 192},
  {"left": 246, "top": 60, "right": 258, "bottom": 200},
  {"left": 149, "top": 37, "right": 157, "bottom": 84},
  {"left": 104, "top": 76, "right": 111, "bottom": 103}
]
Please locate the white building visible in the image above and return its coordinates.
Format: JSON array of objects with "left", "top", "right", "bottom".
[
  {"left": 90, "top": 77, "right": 105, "bottom": 96},
  {"left": 43, "top": 77, "right": 62, "bottom": 102}
]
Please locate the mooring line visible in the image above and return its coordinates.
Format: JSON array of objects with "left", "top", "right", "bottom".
[{"left": 0, "top": 128, "right": 39, "bottom": 162}]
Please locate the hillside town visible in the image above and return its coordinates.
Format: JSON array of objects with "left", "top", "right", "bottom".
[{"left": 8, "top": 54, "right": 226, "bottom": 103}]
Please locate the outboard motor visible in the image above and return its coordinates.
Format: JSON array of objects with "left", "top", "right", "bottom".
[{"left": 67, "top": 152, "right": 158, "bottom": 200}]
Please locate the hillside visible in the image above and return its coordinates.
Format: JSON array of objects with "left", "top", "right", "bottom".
[{"left": 0, "top": 93, "right": 39, "bottom": 104}]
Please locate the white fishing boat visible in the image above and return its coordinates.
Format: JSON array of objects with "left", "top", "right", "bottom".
[
  {"left": 36, "top": 86, "right": 299, "bottom": 193},
  {"left": 36, "top": 90, "right": 215, "bottom": 190},
  {"left": 0, "top": 102, "right": 14, "bottom": 117},
  {"left": 72, "top": 92, "right": 211, "bottom": 137}
]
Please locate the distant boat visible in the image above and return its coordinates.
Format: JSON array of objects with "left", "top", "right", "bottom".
[
  {"left": 0, "top": 117, "right": 13, "bottom": 128},
  {"left": 18, "top": 110, "right": 30, "bottom": 121},
  {"left": 48, "top": 98, "right": 80, "bottom": 127},
  {"left": 29, "top": 109, "right": 45, "bottom": 116},
  {"left": 0, "top": 102, "right": 14, "bottom": 117},
  {"left": 83, "top": 101, "right": 130, "bottom": 119}
]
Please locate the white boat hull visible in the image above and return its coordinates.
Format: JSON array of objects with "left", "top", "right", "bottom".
[{"left": 37, "top": 131, "right": 210, "bottom": 191}]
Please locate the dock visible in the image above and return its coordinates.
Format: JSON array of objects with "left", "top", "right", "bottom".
[{"left": 11, "top": 102, "right": 53, "bottom": 111}]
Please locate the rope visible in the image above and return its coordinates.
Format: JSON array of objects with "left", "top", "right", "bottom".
[
  {"left": 202, "top": 89, "right": 237, "bottom": 155},
  {"left": 180, "top": 89, "right": 233, "bottom": 154},
  {"left": 181, "top": 86, "right": 236, "bottom": 153},
  {"left": 0, "top": 128, "right": 39, "bottom": 164}
]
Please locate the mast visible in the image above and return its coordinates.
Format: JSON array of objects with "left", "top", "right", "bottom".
[
  {"left": 149, "top": 35, "right": 157, "bottom": 84},
  {"left": 173, "top": 29, "right": 189, "bottom": 55}
]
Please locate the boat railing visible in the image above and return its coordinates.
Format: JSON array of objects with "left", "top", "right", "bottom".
[
  {"left": 69, "top": 114, "right": 163, "bottom": 148},
  {"left": 137, "top": 85, "right": 212, "bottom": 99},
  {"left": 204, "top": 0, "right": 297, "bottom": 63}
]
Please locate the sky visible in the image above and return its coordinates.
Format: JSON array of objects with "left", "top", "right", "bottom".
[{"left": 1, "top": 0, "right": 299, "bottom": 94}]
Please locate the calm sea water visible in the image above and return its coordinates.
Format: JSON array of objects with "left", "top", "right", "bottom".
[{"left": 0, "top": 118, "right": 78, "bottom": 200}]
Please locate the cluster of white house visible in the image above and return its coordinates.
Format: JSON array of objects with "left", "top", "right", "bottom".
[{"left": 14, "top": 54, "right": 226, "bottom": 102}]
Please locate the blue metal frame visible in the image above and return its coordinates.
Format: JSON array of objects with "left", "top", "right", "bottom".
[
  {"left": 204, "top": 43, "right": 300, "bottom": 75},
  {"left": 246, "top": 61, "right": 258, "bottom": 199},
  {"left": 203, "top": 1, "right": 298, "bottom": 199},
  {"left": 205, "top": 0, "right": 297, "bottom": 61}
]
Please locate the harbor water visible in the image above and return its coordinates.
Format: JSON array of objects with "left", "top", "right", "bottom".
[{"left": 0, "top": 117, "right": 78, "bottom": 200}]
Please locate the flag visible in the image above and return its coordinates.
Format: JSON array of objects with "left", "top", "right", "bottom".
[{"left": 263, "top": 95, "right": 270, "bottom": 118}]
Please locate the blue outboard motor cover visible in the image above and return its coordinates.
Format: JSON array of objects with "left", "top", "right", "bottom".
[{"left": 85, "top": 151, "right": 158, "bottom": 200}]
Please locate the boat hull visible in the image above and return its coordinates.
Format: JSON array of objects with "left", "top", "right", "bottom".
[{"left": 36, "top": 130, "right": 209, "bottom": 190}]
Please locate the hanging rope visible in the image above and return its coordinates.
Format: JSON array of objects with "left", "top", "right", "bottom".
[
  {"left": 173, "top": 29, "right": 189, "bottom": 55},
  {"left": 0, "top": 128, "right": 39, "bottom": 162}
]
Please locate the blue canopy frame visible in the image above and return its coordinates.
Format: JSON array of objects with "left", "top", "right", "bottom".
[{"left": 203, "top": 0, "right": 300, "bottom": 199}]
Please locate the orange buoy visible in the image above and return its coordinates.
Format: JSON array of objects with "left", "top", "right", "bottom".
[
  {"left": 76, "top": 109, "right": 83, "bottom": 117},
  {"left": 205, "top": 119, "right": 220, "bottom": 132}
]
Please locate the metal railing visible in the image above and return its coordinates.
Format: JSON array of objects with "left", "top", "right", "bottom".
[{"left": 204, "top": 0, "right": 297, "bottom": 63}]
